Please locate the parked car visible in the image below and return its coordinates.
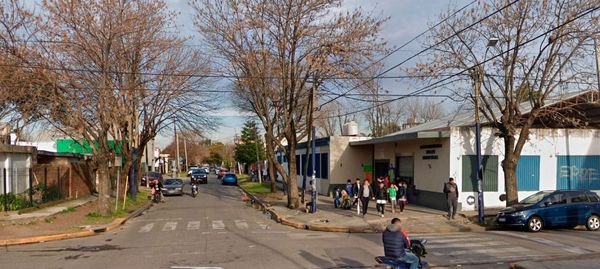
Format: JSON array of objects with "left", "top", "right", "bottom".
[
  {"left": 217, "top": 168, "right": 228, "bottom": 179},
  {"left": 141, "top": 172, "right": 163, "bottom": 186},
  {"left": 222, "top": 173, "right": 238, "bottom": 185},
  {"left": 496, "top": 190, "right": 600, "bottom": 232},
  {"left": 190, "top": 169, "right": 208, "bottom": 184},
  {"left": 162, "top": 178, "right": 184, "bottom": 196}
]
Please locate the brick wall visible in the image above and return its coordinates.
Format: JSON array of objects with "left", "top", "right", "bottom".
[{"left": 33, "top": 162, "right": 94, "bottom": 199}]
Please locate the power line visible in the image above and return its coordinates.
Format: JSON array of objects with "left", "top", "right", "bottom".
[
  {"left": 317, "top": 0, "right": 521, "bottom": 109},
  {"left": 323, "top": 3, "right": 600, "bottom": 119}
]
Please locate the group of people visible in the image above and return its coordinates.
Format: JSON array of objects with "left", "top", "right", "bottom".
[{"left": 333, "top": 176, "right": 409, "bottom": 218}]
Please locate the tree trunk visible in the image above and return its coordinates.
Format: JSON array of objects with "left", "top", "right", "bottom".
[
  {"left": 285, "top": 143, "right": 300, "bottom": 209},
  {"left": 502, "top": 135, "right": 519, "bottom": 206},
  {"left": 96, "top": 163, "right": 112, "bottom": 216}
]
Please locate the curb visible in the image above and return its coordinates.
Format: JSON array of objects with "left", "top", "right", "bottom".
[{"left": 0, "top": 202, "right": 152, "bottom": 247}]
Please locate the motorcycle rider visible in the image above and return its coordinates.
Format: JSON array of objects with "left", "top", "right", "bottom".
[
  {"left": 150, "top": 179, "right": 164, "bottom": 202},
  {"left": 382, "top": 218, "right": 419, "bottom": 269},
  {"left": 190, "top": 175, "right": 199, "bottom": 196}
]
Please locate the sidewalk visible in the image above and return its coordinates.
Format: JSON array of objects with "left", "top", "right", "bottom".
[
  {"left": 258, "top": 192, "right": 484, "bottom": 234},
  {"left": 0, "top": 196, "right": 96, "bottom": 222}
]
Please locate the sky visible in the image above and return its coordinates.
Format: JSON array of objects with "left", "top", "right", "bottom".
[{"left": 151, "top": 0, "right": 474, "bottom": 148}]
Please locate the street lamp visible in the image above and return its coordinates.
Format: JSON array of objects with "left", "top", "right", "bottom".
[{"left": 475, "top": 37, "right": 498, "bottom": 224}]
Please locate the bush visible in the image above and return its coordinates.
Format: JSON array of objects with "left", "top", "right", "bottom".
[{"left": 0, "top": 193, "right": 30, "bottom": 211}]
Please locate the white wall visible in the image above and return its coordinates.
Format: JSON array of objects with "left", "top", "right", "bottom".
[
  {"left": 374, "top": 138, "right": 451, "bottom": 193},
  {"left": 451, "top": 127, "right": 600, "bottom": 210}
]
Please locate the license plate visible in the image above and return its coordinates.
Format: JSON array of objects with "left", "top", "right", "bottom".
[{"left": 498, "top": 217, "right": 506, "bottom": 222}]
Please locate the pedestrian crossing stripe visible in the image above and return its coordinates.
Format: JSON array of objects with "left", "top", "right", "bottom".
[
  {"left": 426, "top": 241, "right": 509, "bottom": 249},
  {"left": 212, "top": 220, "right": 225, "bottom": 230},
  {"left": 138, "top": 223, "right": 154, "bottom": 233},
  {"left": 187, "top": 221, "right": 201, "bottom": 230},
  {"left": 234, "top": 220, "right": 248, "bottom": 229},
  {"left": 138, "top": 220, "right": 277, "bottom": 233},
  {"left": 431, "top": 246, "right": 531, "bottom": 256},
  {"left": 163, "top": 222, "right": 177, "bottom": 231}
]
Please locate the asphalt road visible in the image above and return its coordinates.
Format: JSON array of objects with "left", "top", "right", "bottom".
[{"left": 1, "top": 175, "right": 600, "bottom": 269}]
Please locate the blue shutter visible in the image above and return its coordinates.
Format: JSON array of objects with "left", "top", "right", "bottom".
[
  {"left": 556, "top": 156, "right": 600, "bottom": 190},
  {"left": 516, "top": 156, "right": 540, "bottom": 191}
]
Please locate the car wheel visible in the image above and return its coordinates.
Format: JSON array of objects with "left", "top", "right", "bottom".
[
  {"left": 527, "top": 216, "right": 543, "bottom": 232},
  {"left": 586, "top": 215, "right": 600, "bottom": 231}
]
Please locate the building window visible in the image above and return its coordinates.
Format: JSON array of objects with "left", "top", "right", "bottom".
[
  {"left": 320, "top": 153, "right": 328, "bottom": 179},
  {"left": 517, "top": 156, "right": 540, "bottom": 191},
  {"left": 296, "top": 154, "right": 301, "bottom": 176},
  {"left": 461, "top": 155, "right": 498, "bottom": 192},
  {"left": 315, "top": 154, "right": 321, "bottom": 178}
]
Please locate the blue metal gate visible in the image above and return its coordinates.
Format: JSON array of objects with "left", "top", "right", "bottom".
[{"left": 556, "top": 155, "right": 600, "bottom": 190}]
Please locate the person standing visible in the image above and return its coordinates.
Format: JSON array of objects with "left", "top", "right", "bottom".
[
  {"left": 375, "top": 182, "right": 388, "bottom": 217},
  {"left": 352, "top": 178, "right": 362, "bottom": 214},
  {"left": 443, "top": 177, "right": 459, "bottom": 219},
  {"left": 397, "top": 181, "right": 408, "bottom": 212},
  {"left": 359, "top": 179, "right": 374, "bottom": 217},
  {"left": 388, "top": 183, "right": 398, "bottom": 213},
  {"left": 345, "top": 179, "right": 354, "bottom": 197}
]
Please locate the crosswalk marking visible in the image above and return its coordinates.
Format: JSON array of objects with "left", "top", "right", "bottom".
[
  {"left": 138, "top": 223, "right": 154, "bottom": 233},
  {"left": 212, "top": 220, "right": 225, "bottom": 230},
  {"left": 234, "top": 220, "right": 248, "bottom": 229},
  {"left": 429, "top": 237, "right": 486, "bottom": 244},
  {"left": 187, "top": 221, "right": 201, "bottom": 230},
  {"left": 163, "top": 222, "right": 178, "bottom": 231},
  {"left": 431, "top": 246, "right": 530, "bottom": 256},
  {"left": 256, "top": 221, "right": 267, "bottom": 229},
  {"left": 427, "top": 241, "right": 509, "bottom": 249}
]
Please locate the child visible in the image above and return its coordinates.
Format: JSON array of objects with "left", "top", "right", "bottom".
[
  {"left": 398, "top": 181, "right": 408, "bottom": 212},
  {"left": 388, "top": 183, "right": 398, "bottom": 213},
  {"left": 333, "top": 186, "right": 341, "bottom": 208}
]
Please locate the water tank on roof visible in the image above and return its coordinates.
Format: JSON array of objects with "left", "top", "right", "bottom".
[{"left": 342, "top": 121, "right": 359, "bottom": 136}]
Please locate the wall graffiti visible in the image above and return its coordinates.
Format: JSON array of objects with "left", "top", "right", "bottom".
[{"left": 556, "top": 156, "right": 600, "bottom": 190}]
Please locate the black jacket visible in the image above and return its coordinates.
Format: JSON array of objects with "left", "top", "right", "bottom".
[
  {"left": 358, "top": 184, "right": 374, "bottom": 199},
  {"left": 443, "top": 182, "right": 459, "bottom": 198},
  {"left": 352, "top": 183, "right": 361, "bottom": 197},
  {"left": 375, "top": 186, "right": 388, "bottom": 200},
  {"left": 382, "top": 224, "right": 409, "bottom": 258}
]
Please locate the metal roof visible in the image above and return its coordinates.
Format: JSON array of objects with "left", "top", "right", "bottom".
[{"left": 350, "top": 90, "right": 594, "bottom": 146}]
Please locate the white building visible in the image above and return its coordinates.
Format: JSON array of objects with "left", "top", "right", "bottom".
[{"left": 350, "top": 91, "right": 600, "bottom": 211}]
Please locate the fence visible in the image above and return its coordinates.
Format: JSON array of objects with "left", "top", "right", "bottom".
[{"left": 0, "top": 167, "right": 33, "bottom": 211}]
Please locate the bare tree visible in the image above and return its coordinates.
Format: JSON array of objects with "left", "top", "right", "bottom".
[
  {"left": 416, "top": 0, "right": 599, "bottom": 205},
  {"left": 404, "top": 97, "right": 445, "bottom": 124},
  {"left": 193, "top": 0, "right": 386, "bottom": 208}
]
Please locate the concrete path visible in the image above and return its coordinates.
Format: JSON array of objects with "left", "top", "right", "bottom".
[
  {"left": 266, "top": 193, "right": 483, "bottom": 233},
  {"left": 0, "top": 196, "right": 96, "bottom": 221}
]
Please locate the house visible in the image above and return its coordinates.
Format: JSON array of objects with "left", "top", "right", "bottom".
[
  {"left": 0, "top": 144, "right": 36, "bottom": 196},
  {"left": 349, "top": 90, "right": 600, "bottom": 211},
  {"left": 280, "top": 133, "right": 372, "bottom": 196}
]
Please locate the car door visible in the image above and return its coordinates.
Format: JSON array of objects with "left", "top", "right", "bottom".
[
  {"left": 538, "top": 192, "right": 568, "bottom": 227},
  {"left": 565, "top": 191, "right": 591, "bottom": 226}
]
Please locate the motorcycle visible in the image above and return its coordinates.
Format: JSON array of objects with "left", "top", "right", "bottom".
[
  {"left": 151, "top": 186, "right": 162, "bottom": 203},
  {"left": 191, "top": 183, "right": 198, "bottom": 198},
  {"left": 375, "top": 239, "right": 428, "bottom": 269}
]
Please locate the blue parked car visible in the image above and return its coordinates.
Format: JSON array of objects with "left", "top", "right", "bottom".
[
  {"left": 222, "top": 173, "right": 238, "bottom": 185},
  {"left": 496, "top": 190, "right": 600, "bottom": 232}
]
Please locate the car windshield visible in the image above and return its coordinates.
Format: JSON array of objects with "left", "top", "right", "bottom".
[
  {"left": 192, "top": 170, "right": 206, "bottom": 175},
  {"left": 224, "top": 174, "right": 236, "bottom": 178},
  {"left": 164, "top": 179, "right": 182, "bottom": 185},
  {"left": 520, "top": 191, "right": 553, "bottom": 204}
]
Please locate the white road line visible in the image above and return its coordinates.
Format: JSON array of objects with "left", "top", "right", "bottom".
[
  {"left": 447, "top": 254, "right": 546, "bottom": 264},
  {"left": 256, "top": 221, "right": 267, "bottom": 229},
  {"left": 413, "top": 233, "right": 479, "bottom": 239},
  {"left": 428, "top": 237, "right": 487, "bottom": 244},
  {"left": 163, "top": 222, "right": 178, "bottom": 231},
  {"left": 171, "top": 267, "right": 224, "bottom": 269},
  {"left": 138, "top": 223, "right": 154, "bottom": 233},
  {"left": 212, "top": 220, "right": 225, "bottom": 230},
  {"left": 187, "top": 221, "right": 201, "bottom": 230},
  {"left": 431, "top": 246, "right": 530, "bottom": 256},
  {"left": 234, "top": 220, "right": 248, "bottom": 229},
  {"left": 135, "top": 218, "right": 183, "bottom": 222},
  {"left": 427, "top": 241, "right": 509, "bottom": 249},
  {"left": 490, "top": 231, "right": 590, "bottom": 254}
]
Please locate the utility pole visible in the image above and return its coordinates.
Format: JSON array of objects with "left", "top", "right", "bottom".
[
  {"left": 184, "top": 136, "right": 188, "bottom": 172},
  {"left": 310, "top": 126, "right": 317, "bottom": 213},
  {"left": 255, "top": 141, "right": 262, "bottom": 184},
  {"left": 175, "top": 121, "right": 180, "bottom": 176},
  {"left": 475, "top": 38, "right": 498, "bottom": 224},
  {"left": 594, "top": 37, "right": 600, "bottom": 97}
]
